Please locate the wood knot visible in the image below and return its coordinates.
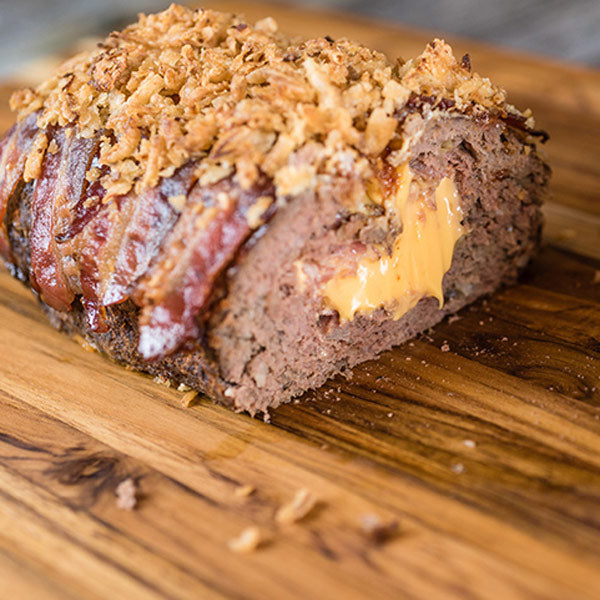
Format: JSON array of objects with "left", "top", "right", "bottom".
[
  {"left": 47, "top": 453, "right": 118, "bottom": 486},
  {"left": 44, "top": 452, "right": 125, "bottom": 509}
]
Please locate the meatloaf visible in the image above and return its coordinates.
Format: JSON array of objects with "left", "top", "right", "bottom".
[{"left": 0, "top": 5, "right": 550, "bottom": 415}]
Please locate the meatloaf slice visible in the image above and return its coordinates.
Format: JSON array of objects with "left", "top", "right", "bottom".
[{"left": 0, "top": 6, "right": 549, "bottom": 415}]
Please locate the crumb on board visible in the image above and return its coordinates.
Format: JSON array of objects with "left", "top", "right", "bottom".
[
  {"left": 451, "top": 462, "right": 465, "bottom": 474},
  {"left": 360, "top": 513, "right": 399, "bottom": 544},
  {"left": 228, "top": 526, "right": 263, "bottom": 553},
  {"left": 177, "top": 383, "right": 192, "bottom": 392},
  {"left": 181, "top": 389, "right": 199, "bottom": 408},
  {"left": 115, "top": 477, "right": 138, "bottom": 510},
  {"left": 276, "top": 488, "right": 318, "bottom": 525},
  {"left": 440, "top": 342, "right": 450, "bottom": 352},
  {"left": 234, "top": 484, "right": 256, "bottom": 498},
  {"left": 154, "top": 375, "right": 172, "bottom": 387},
  {"left": 462, "top": 439, "right": 476, "bottom": 448}
]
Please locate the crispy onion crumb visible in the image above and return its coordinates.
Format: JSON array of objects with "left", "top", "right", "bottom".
[
  {"left": 10, "top": 4, "right": 515, "bottom": 208},
  {"left": 115, "top": 477, "right": 138, "bottom": 510}
]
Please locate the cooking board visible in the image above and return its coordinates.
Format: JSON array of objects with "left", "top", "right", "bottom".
[{"left": 0, "top": 2, "right": 599, "bottom": 598}]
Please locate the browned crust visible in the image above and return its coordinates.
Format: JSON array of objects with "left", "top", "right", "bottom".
[{"left": 41, "top": 298, "right": 233, "bottom": 407}]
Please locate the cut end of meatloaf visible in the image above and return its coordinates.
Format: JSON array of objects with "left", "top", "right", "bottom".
[
  {"left": 0, "top": 5, "right": 550, "bottom": 415},
  {"left": 206, "top": 115, "right": 548, "bottom": 413}
]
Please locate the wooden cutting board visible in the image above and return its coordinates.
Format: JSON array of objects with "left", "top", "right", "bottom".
[{"left": 0, "top": 2, "right": 599, "bottom": 599}]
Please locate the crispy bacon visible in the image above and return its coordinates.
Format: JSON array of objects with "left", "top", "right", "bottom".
[
  {"left": 29, "top": 128, "right": 75, "bottom": 310},
  {"left": 393, "top": 92, "right": 549, "bottom": 144},
  {"left": 78, "top": 201, "right": 111, "bottom": 331},
  {"left": 56, "top": 158, "right": 108, "bottom": 244},
  {"left": 53, "top": 133, "right": 101, "bottom": 240},
  {"left": 0, "top": 113, "right": 39, "bottom": 262},
  {"left": 136, "top": 176, "right": 274, "bottom": 359},
  {"left": 1, "top": 120, "right": 277, "bottom": 358},
  {"left": 0, "top": 131, "right": 14, "bottom": 261},
  {"left": 29, "top": 127, "right": 99, "bottom": 311},
  {"left": 100, "top": 163, "right": 196, "bottom": 306},
  {"left": 75, "top": 163, "right": 196, "bottom": 333}
]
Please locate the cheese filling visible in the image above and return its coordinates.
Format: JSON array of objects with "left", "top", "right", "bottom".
[{"left": 322, "top": 165, "right": 464, "bottom": 321}]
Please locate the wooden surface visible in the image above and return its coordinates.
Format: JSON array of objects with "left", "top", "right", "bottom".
[{"left": 0, "top": 2, "right": 599, "bottom": 599}]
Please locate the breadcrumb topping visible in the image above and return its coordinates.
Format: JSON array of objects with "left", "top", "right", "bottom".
[
  {"left": 10, "top": 3, "right": 518, "bottom": 203},
  {"left": 23, "top": 130, "right": 48, "bottom": 182}
]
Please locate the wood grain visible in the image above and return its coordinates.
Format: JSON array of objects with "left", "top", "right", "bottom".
[{"left": 0, "top": 3, "right": 599, "bottom": 599}]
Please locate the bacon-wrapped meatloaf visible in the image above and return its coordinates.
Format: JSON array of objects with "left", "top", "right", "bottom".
[{"left": 0, "top": 5, "right": 549, "bottom": 414}]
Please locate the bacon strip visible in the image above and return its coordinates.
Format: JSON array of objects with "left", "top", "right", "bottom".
[
  {"left": 53, "top": 132, "right": 101, "bottom": 240},
  {"left": 78, "top": 201, "right": 112, "bottom": 332},
  {"left": 29, "top": 127, "right": 98, "bottom": 311},
  {"left": 101, "top": 163, "right": 196, "bottom": 306},
  {"left": 0, "top": 113, "right": 39, "bottom": 262},
  {"left": 76, "top": 163, "right": 196, "bottom": 331},
  {"left": 55, "top": 156, "right": 108, "bottom": 244},
  {"left": 0, "top": 130, "right": 14, "bottom": 261},
  {"left": 137, "top": 176, "right": 274, "bottom": 359},
  {"left": 1, "top": 119, "right": 276, "bottom": 359}
]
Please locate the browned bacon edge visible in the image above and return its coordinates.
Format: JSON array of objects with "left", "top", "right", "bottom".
[
  {"left": 0, "top": 112, "right": 39, "bottom": 263},
  {"left": 0, "top": 119, "right": 275, "bottom": 359}
]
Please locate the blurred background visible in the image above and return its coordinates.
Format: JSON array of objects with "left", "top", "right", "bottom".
[{"left": 0, "top": 0, "right": 599, "bottom": 79}]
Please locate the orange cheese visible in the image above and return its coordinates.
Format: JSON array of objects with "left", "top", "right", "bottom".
[{"left": 323, "top": 166, "right": 464, "bottom": 321}]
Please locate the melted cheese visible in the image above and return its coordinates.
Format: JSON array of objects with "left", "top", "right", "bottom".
[{"left": 323, "top": 167, "right": 464, "bottom": 321}]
